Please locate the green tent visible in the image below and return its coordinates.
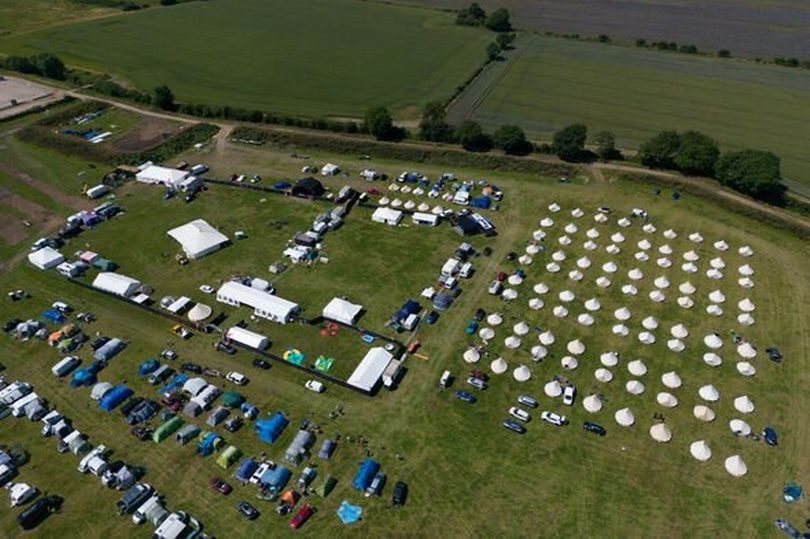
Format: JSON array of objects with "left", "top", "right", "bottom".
[
  {"left": 92, "top": 258, "right": 118, "bottom": 271},
  {"left": 314, "top": 475, "right": 337, "bottom": 497},
  {"left": 153, "top": 416, "right": 184, "bottom": 443},
  {"left": 216, "top": 445, "right": 242, "bottom": 469},
  {"left": 221, "top": 391, "right": 244, "bottom": 408},
  {"left": 315, "top": 356, "right": 334, "bottom": 372}
]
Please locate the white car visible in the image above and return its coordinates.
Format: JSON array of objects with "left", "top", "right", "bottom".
[
  {"left": 540, "top": 411, "right": 567, "bottom": 426},
  {"left": 225, "top": 372, "right": 248, "bottom": 386},
  {"left": 304, "top": 380, "right": 325, "bottom": 393},
  {"left": 249, "top": 461, "right": 273, "bottom": 484},
  {"left": 198, "top": 285, "right": 214, "bottom": 294},
  {"left": 562, "top": 385, "right": 576, "bottom": 406},
  {"left": 508, "top": 407, "right": 531, "bottom": 422}
]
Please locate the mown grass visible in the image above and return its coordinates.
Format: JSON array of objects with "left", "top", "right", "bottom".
[
  {"left": 0, "top": 0, "right": 492, "bottom": 120},
  {"left": 451, "top": 34, "right": 810, "bottom": 194},
  {"left": 0, "top": 133, "right": 808, "bottom": 538}
]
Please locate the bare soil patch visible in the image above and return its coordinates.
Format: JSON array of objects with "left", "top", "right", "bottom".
[
  {"left": 0, "top": 185, "right": 61, "bottom": 245},
  {"left": 111, "top": 116, "right": 183, "bottom": 153}
]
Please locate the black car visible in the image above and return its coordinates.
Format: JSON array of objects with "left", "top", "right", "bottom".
[
  {"left": 502, "top": 419, "right": 526, "bottom": 434},
  {"left": 215, "top": 341, "right": 237, "bottom": 355},
  {"left": 473, "top": 308, "right": 486, "bottom": 321},
  {"left": 90, "top": 336, "right": 110, "bottom": 350},
  {"left": 119, "top": 396, "right": 145, "bottom": 417},
  {"left": 2, "top": 319, "right": 21, "bottom": 333},
  {"left": 392, "top": 480, "right": 408, "bottom": 506},
  {"left": 181, "top": 363, "right": 203, "bottom": 374},
  {"left": 17, "top": 495, "right": 62, "bottom": 530},
  {"left": 767, "top": 347, "right": 783, "bottom": 363},
  {"left": 223, "top": 416, "right": 243, "bottom": 433},
  {"left": 236, "top": 500, "right": 260, "bottom": 520},
  {"left": 252, "top": 358, "right": 271, "bottom": 370},
  {"left": 424, "top": 311, "right": 439, "bottom": 325},
  {"left": 583, "top": 421, "right": 607, "bottom": 436}
]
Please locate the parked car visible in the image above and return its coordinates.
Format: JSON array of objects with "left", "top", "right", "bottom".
[
  {"left": 502, "top": 419, "right": 526, "bottom": 434},
  {"left": 508, "top": 407, "right": 530, "bottom": 422},
  {"left": 90, "top": 337, "right": 110, "bottom": 351},
  {"left": 130, "top": 427, "right": 151, "bottom": 441},
  {"left": 473, "top": 308, "right": 486, "bottom": 321},
  {"left": 252, "top": 358, "right": 271, "bottom": 370},
  {"left": 424, "top": 311, "right": 439, "bottom": 325},
  {"left": 464, "top": 320, "right": 478, "bottom": 335},
  {"left": 160, "top": 349, "right": 177, "bottom": 361},
  {"left": 517, "top": 394, "right": 539, "bottom": 408},
  {"left": 236, "top": 501, "right": 260, "bottom": 520},
  {"left": 209, "top": 477, "right": 233, "bottom": 495},
  {"left": 562, "top": 385, "right": 576, "bottom": 406},
  {"left": 223, "top": 416, "right": 243, "bottom": 433},
  {"left": 454, "top": 390, "right": 476, "bottom": 404},
  {"left": 767, "top": 347, "right": 783, "bottom": 363},
  {"left": 540, "top": 411, "right": 567, "bottom": 426},
  {"left": 466, "top": 377, "right": 486, "bottom": 390},
  {"left": 289, "top": 504, "right": 314, "bottom": 529},
  {"left": 583, "top": 421, "right": 607, "bottom": 436},
  {"left": 181, "top": 363, "right": 203, "bottom": 374},
  {"left": 215, "top": 341, "right": 237, "bottom": 355},
  {"left": 17, "top": 495, "right": 62, "bottom": 530},
  {"left": 774, "top": 519, "right": 801, "bottom": 538},
  {"left": 120, "top": 397, "right": 144, "bottom": 417},
  {"left": 304, "top": 380, "right": 325, "bottom": 393},
  {"left": 365, "top": 472, "right": 386, "bottom": 497},
  {"left": 225, "top": 371, "right": 247, "bottom": 385},
  {"left": 199, "top": 285, "right": 214, "bottom": 294},
  {"left": 392, "top": 481, "right": 408, "bottom": 506}
]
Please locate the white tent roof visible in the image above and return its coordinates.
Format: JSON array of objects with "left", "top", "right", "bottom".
[
  {"left": 706, "top": 304, "right": 723, "bottom": 316},
  {"left": 661, "top": 372, "right": 682, "bottom": 389},
  {"left": 531, "top": 345, "right": 547, "bottom": 361},
  {"left": 136, "top": 165, "right": 188, "bottom": 185},
  {"left": 533, "top": 283, "right": 549, "bottom": 295},
  {"left": 703, "top": 334, "right": 723, "bottom": 349},
  {"left": 505, "top": 336, "right": 521, "bottom": 349},
  {"left": 656, "top": 392, "right": 679, "bottom": 408},
  {"left": 167, "top": 219, "right": 229, "bottom": 259},
  {"left": 729, "top": 418, "right": 751, "bottom": 436},
  {"left": 479, "top": 327, "right": 495, "bottom": 341},
  {"left": 637, "top": 239, "right": 651, "bottom": 250},
  {"left": 642, "top": 316, "right": 659, "bottom": 330},
  {"left": 518, "top": 254, "right": 533, "bottom": 266},
  {"left": 553, "top": 305, "right": 568, "bottom": 318},
  {"left": 571, "top": 207, "right": 584, "bottom": 217},
  {"left": 561, "top": 356, "right": 578, "bottom": 370},
  {"left": 559, "top": 290, "right": 575, "bottom": 302},
  {"left": 677, "top": 296, "right": 695, "bottom": 309},
  {"left": 577, "top": 313, "right": 594, "bottom": 326},
  {"left": 513, "top": 365, "right": 531, "bottom": 382},
  {"left": 710, "top": 256, "right": 726, "bottom": 269},
  {"left": 682, "top": 262, "right": 698, "bottom": 273},
  {"left": 187, "top": 303, "right": 212, "bottom": 322},
  {"left": 584, "top": 298, "right": 601, "bottom": 311},
  {"left": 528, "top": 298, "right": 544, "bottom": 310},
  {"left": 584, "top": 240, "right": 598, "bottom": 251},
  {"left": 698, "top": 384, "right": 720, "bottom": 402},
  {"left": 653, "top": 276, "right": 670, "bottom": 289},
  {"left": 28, "top": 247, "right": 65, "bottom": 270},
  {"left": 688, "top": 232, "right": 703, "bottom": 243},
  {"left": 667, "top": 339, "right": 685, "bottom": 352},
  {"left": 183, "top": 377, "right": 207, "bottom": 396},
  {"left": 683, "top": 250, "right": 699, "bottom": 261},
  {"left": 540, "top": 217, "right": 554, "bottom": 227},
  {"left": 693, "top": 405, "right": 716, "bottom": 422},
  {"left": 628, "top": 268, "right": 644, "bottom": 281},
  {"left": 738, "top": 313, "right": 755, "bottom": 326},
  {"left": 649, "top": 290, "right": 666, "bottom": 303},
  {"left": 513, "top": 322, "right": 529, "bottom": 335},
  {"left": 91, "top": 382, "right": 113, "bottom": 400},
  {"left": 486, "top": 313, "right": 503, "bottom": 326},
  {"left": 564, "top": 223, "right": 578, "bottom": 234},
  {"left": 628, "top": 359, "right": 647, "bottom": 376},
  {"left": 602, "top": 261, "right": 618, "bottom": 273},
  {"left": 557, "top": 236, "right": 572, "bottom": 246},
  {"left": 538, "top": 330, "right": 555, "bottom": 345},
  {"left": 621, "top": 284, "right": 638, "bottom": 296},
  {"left": 714, "top": 240, "right": 729, "bottom": 251},
  {"left": 689, "top": 440, "right": 712, "bottom": 462},
  {"left": 526, "top": 244, "right": 540, "bottom": 255},
  {"left": 226, "top": 326, "right": 269, "bottom": 350},
  {"left": 663, "top": 228, "right": 677, "bottom": 239},
  {"left": 635, "top": 251, "right": 649, "bottom": 262},
  {"left": 703, "top": 352, "right": 722, "bottom": 367},
  {"left": 643, "top": 223, "right": 657, "bottom": 233},
  {"left": 738, "top": 245, "right": 754, "bottom": 257},
  {"left": 544, "top": 380, "right": 562, "bottom": 397},
  {"left": 217, "top": 281, "right": 299, "bottom": 323},
  {"left": 532, "top": 229, "right": 546, "bottom": 241},
  {"left": 502, "top": 288, "right": 518, "bottom": 301},
  {"left": 606, "top": 244, "right": 620, "bottom": 255},
  {"left": 615, "top": 407, "right": 635, "bottom": 426},
  {"left": 656, "top": 257, "right": 672, "bottom": 268},
  {"left": 625, "top": 380, "right": 645, "bottom": 395},
  {"left": 600, "top": 351, "right": 619, "bottom": 367},
  {"left": 463, "top": 348, "right": 481, "bottom": 363},
  {"left": 347, "top": 347, "right": 394, "bottom": 391},
  {"left": 737, "top": 342, "right": 757, "bottom": 359},
  {"left": 738, "top": 298, "right": 756, "bottom": 312},
  {"left": 596, "top": 276, "right": 611, "bottom": 288},
  {"left": 612, "top": 324, "right": 629, "bottom": 337},
  {"left": 583, "top": 395, "right": 602, "bottom": 413},
  {"left": 670, "top": 323, "right": 689, "bottom": 339},
  {"left": 708, "top": 290, "right": 726, "bottom": 303},
  {"left": 736, "top": 361, "right": 756, "bottom": 377},
  {"left": 490, "top": 357, "right": 508, "bottom": 374},
  {"left": 322, "top": 297, "right": 363, "bottom": 325},
  {"left": 638, "top": 331, "right": 655, "bottom": 345},
  {"left": 649, "top": 423, "right": 672, "bottom": 443},
  {"left": 724, "top": 455, "right": 747, "bottom": 477},
  {"left": 508, "top": 274, "right": 524, "bottom": 286},
  {"left": 93, "top": 272, "right": 141, "bottom": 298},
  {"left": 733, "top": 395, "right": 755, "bottom": 414},
  {"left": 679, "top": 281, "right": 696, "bottom": 295},
  {"left": 567, "top": 339, "right": 585, "bottom": 355},
  {"left": 594, "top": 368, "right": 613, "bottom": 383},
  {"left": 614, "top": 307, "right": 631, "bottom": 321},
  {"left": 577, "top": 256, "right": 592, "bottom": 268},
  {"left": 706, "top": 268, "right": 723, "bottom": 280},
  {"left": 594, "top": 213, "right": 608, "bottom": 223}
]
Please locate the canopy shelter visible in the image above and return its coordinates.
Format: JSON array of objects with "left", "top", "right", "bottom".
[
  {"left": 656, "top": 392, "right": 678, "bottom": 408},
  {"left": 167, "top": 219, "right": 229, "bottom": 259},
  {"left": 698, "top": 384, "right": 720, "bottom": 402},
  {"left": 627, "top": 359, "right": 647, "bottom": 376},
  {"left": 625, "top": 380, "right": 645, "bottom": 395}
]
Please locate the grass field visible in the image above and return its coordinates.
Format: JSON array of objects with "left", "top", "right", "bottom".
[
  {"left": 0, "top": 0, "right": 492, "bottom": 120},
  {"left": 0, "top": 113, "right": 809, "bottom": 537},
  {"left": 449, "top": 34, "right": 810, "bottom": 194}
]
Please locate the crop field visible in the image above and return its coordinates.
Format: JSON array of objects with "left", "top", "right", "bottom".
[
  {"left": 0, "top": 111, "right": 809, "bottom": 538},
  {"left": 397, "top": 0, "right": 810, "bottom": 58},
  {"left": 449, "top": 34, "right": 810, "bottom": 193},
  {"left": 0, "top": 0, "right": 492, "bottom": 120}
]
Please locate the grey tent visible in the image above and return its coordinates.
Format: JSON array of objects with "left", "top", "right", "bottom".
[
  {"left": 183, "top": 401, "right": 203, "bottom": 418},
  {"left": 206, "top": 406, "right": 229, "bottom": 427},
  {"left": 283, "top": 429, "right": 315, "bottom": 466},
  {"left": 317, "top": 439, "right": 336, "bottom": 460},
  {"left": 175, "top": 424, "right": 201, "bottom": 445}
]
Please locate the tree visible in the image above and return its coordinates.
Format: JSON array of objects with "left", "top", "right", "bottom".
[
  {"left": 718, "top": 49, "right": 731, "bottom": 58},
  {"left": 673, "top": 130, "right": 719, "bottom": 176},
  {"left": 715, "top": 150, "right": 785, "bottom": 203},
  {"left": 364, "top": 106, "right": 397, "bottom": 141},
  {"left": 456, "top": 3, "right": 486, "bottom": 26},
  {"left": 153, "top": 85, "right": 176, "bottom": 111},
  {"left": 592, "top": 131, "right": 617, "bottom": 161},
  {"left": 456, "top": 120, "right": 492, "bottom": 152},
  {"left": 486, "top": 42, "right": 501, "bottom": 61},
  {"left": 33, "top": 54, "right": 67, "bottom": 80},
  {"left": 493, "top": 124, "right": 531, "bottom": 155},
  {"left": 4, "top": 56, "right": 38, "bottom": 74},
  {"left": 485, "top": 8, "right": 512, "bottom": 32},
  {"left": 552, "top": 124, "right": 588, "bottom": 161},
  {"left": 638, "top": 130, "right": 680, "bottom": 168},
  {"left": 419, "top": 101, "right": 453, "bottom": 142},
  {"left": 495, "top": 32, "right": 516, "bottom": 50}
]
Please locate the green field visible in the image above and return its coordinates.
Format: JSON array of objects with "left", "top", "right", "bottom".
[
  {"left": 1, "top": 110, "right": 810, "bottom": 538},
  {"left": 450, "top": 34, "right": 810, "bottom": 193},
  {"left": 0, "top": 0, "right": 491, "bottom": 120}
]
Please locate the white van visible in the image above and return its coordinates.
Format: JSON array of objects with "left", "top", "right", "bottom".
[
  {"left": 11, "top": 392, "right": 40, "bottom": 417},
  {"left": 0, "top": 382, "right": 31, "bottom": 405},
  {"left": 52, "top": 356, "right": 80, "bottom": 377}
]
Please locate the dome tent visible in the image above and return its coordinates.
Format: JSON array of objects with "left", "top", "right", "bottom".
[
  {"left": 690, "top": 440, "right": 712, "bottom": 462},
  {"left": 656, "top": 257, "right": 672, "bottom": 268},
  {"left": 638, "top": 331, "right": 656, "bottom": 345},
  {"left": 594, "top": 368, "right": 613, "bottom": 383},
  {"left": 577, "top": 313, "right": 595, "bottom": 326},
  {"left": 650, "top": 423, "right": 673, "bottom": 443},
  {"left": 661, "top": 371, "right": 682, "bottom": 389},
  {"left": 507, "top": 274, "right": 524, "bottom": 286},
  {"left": 533, "top": 283, "right": 549, "bottom": 295},
  {"left": 614, "top": 408, "right": 635, "bottom": 427},
  {"left": 583, "top": 394, "right": 602, "bottom": 413},
  {"left": 528, "top": 298, "right": 544, "bottom": 310},
  {"left": 642, "top": 316, "right": 659, "bottom": 330},
  {"left": 561, "top": 356, "right": 578, "bottom": 370},
  {"left": 703, "top": 334, "right": 723, "bottom": 349},
  {"left": 513, "top": 322, "right": 529, "bottom": 336},
  {"left": 724, "top": 455, "right": 747, "bottom": 477},
  {"left": 729, "top": 418, "right": 751, "bottom": 436},
  {"left": 667, "top": 339, "right": 685, "bottom": 352},
  {"left": 670, "top": 324, "right": 689, "bottom": 339},
  {"left": 737, "top": 342, "right": 757, "bottom": 359},
  {"left": 553, "top": 305, "right": 568, "bottom": 318},
  {"left": 614, "top": 307, "right": 631, "bottom": 321},
  {"left": 738, "top": 277, "right": 754, "bottom": 289},
  {"left": 577, "top": 257, "right": 592, "bottom": 269}
]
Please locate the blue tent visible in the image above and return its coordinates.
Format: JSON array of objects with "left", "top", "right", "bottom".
[
  {"left": 469, "top": 196, "right": 491, "bottom": 209},
  {"left": 42, "top": 309, "right": 66, "bottom": 324},
  {"left": 159, "top": 373, "right": 188, "bottom": 395},
  {"left": 99, "top": 384, "right": 133, "bottom": 412},
  {"left": 336, "top": 500, "right": 363, "bottom": 525},
  {"left": 273, "top": 181, "right": 292, "bottom": 190},
  {"left": 235, "top": 458, "right": 258, "bottom": 483},
  {"left": 784, "top": 482, "right": 803, "bottom": 503},
  {"left": 70, "top": 361, "right": 105, "bottom": 388},
  {"left": 764, "top": 426, "right": 778, "bottom": 446},
  {"left": 254, "top": 412, "right": 288, "bottom": 444},
  {"left": 393, "top": 299, "right": 421, "bottom": 322},
  {"left": 197, "top": 432, "right": 223, "bottom": 456},
  {"left": 259, "top": 465, "right": 291, "bottom": 492},
  {"left": 240, "top": 402, "right": 259, "bottom": 420},
  {"left": 351, "top": 458, "right": 380, "bottom": 491},
  {"left": 138, "top": 358, "right": 159, "bottom": 376}
]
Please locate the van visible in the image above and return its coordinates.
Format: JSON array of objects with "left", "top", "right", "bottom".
[
  {"left": 52, "top": 356, "right": 80, "bottom": 377},
  {"left": 132, "top": 494, "right": 163, "bottom": 525},
  {"left": 439, "top": 370, "right": 451, "bottom": 389},
  {"left": 11, "top": 392, "right": 40, "bottom": 417},
  {"left": 190, "top": 164, "right": 208, "bottom": 176},
  {"left": 116, "top": 483, "right": 153, "bottom": 515},
  {"left": 153, "top": 511, "right": 188, "bottom": 539},
  {"left": 459, "top": 262, "right": 473, "bottom": 279},
  {"left": 148, "top": 364, "right": 172, "bottom": 385},
  {"left": 0, "top": 382, "right": 31, "bottom": 405},
  {"left": 77, "top": 444, "right": 106, "bottom": 473}
]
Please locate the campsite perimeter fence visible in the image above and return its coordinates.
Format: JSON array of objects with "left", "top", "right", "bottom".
[{"left": 62, "top": 276, "right": 402, "bottom": 396}]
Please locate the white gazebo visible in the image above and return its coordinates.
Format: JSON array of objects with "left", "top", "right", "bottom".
[
  {"left": 698, "top": 384, "right": 720, "bottom": 402},
  {"left": 656, "top": 392, "right": 679, "bottom": 408}
]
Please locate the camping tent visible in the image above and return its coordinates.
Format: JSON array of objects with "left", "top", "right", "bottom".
[
  {"left": 544, "top": 380, "right": 562, "bottom": 398},
  {"left": 625, "top": 380, "right": 645, "bottom": 395},
  {"left": 538, "top": 331, "right": 555, "bottom": 345},
  {"left": 235, "top": 459, "right": 258, "bottom": 483},
  {"left": 292, "top": 177, "right": 325, "bottom": 198},
  {"left": 174, "top": 424, "right": 201, "bottom": 445},
  {"left": 724, "top": 455, "right": 747, "bottom": 477},
  {"left": 703, "top": 334, "right": 723, "bottom": 349},
  {"left": 336, "top": 500, "right": 363, "bottom": 525},
  {"left": 600, "top": 352, "right": 619, "bottom": 367},
  {"left": 504, "top": 336, "right": 521, "bottom": 349},
  {"left": 729, "top": 418, "right": 752, "bottom": 436},
  {"left": 667, "top": 339, "right": 685, "bottom": 352},
  {"left": 613, "top": 324, "right": 629, "bottom": 337},
  {"left": 737, "top": 342, "right": 757, "bottom": 359},
  {"left": 733, "top": 395, "right": 755, "bottom": 414},
  {"left": 577, "top": 314, "right": 594, "bottom": 326},
  {"left": 513, "top": 322, "right": 529, "bottom": 336},
  {"left": 216, "top": 446, "right": 242, "bottom": 469},
  {"left": 594, "top": 368, "right": 613, "bottom": 383},
  {"left": 463, "top": 348, "right": 480, "bottom": 364},
  {"left": 478, "top": 327, "right": 495, "bottom": 341},
  {"left": 656, "top": 392, "right": 678, "bottom": 408},
  {"left": 638, "top": 332, "right": 655, "bottom": 345},
  {"left": 259, "top": 465, "right": 291, "bottom": 492},
  {"left": 567, "top": 340, "right": 585, "bottom": 355},
  {"left": 90, "top": 382, "right": 113, "bottom": 401},
  {"left": 352, "top": 459, "right": 380, "bottom": 491},
  {"left": 689, "top": 440, "right": 712, "bottom": 461},
  {"left": 561, "top": 356, "right": 578, "bottom": 370},
  {"left": 99, "top": 384, "right": 132, "bottom": 412},
  {"left": 614, "top": 408, "right": 635, "bottom": 427},
  {"left": 627, "top": 359, "right": 647, "bottom": 376},
  {"left": 693, "top": 405, "right": 716, "bottom": 422},
  {"left": 736, "top": 362, "right": 756, "bottom": 377},
  {"left": 512, "top": 365, "right": 531, "bottom": 382},
  {"left": 703, "top": 353, "right": 722, "bottom": 367},
  {"left": 153, "top": 416, "right": 184, "bottom": 443},
  {"left": 698, "top": 384, "right": 720, "bottom": 402},
  {"left": 196, "top": 432, "right": 224, "bottom": 456},
  {"left": 530, "top": 345, "right": 547, "bottom": 361},
  {"left": 486, "top": 313, "right": 503, "bottom": 326},
  {"left": 254, "top": 412, "right": 289, "bottom": 444},
  {"left": 490, "top": 357, "right": 508, "bottom": 374},
  {"left": 314, "top": 475, "right": 338, "bottom": 497},
  {"left": 670, "top": 324, "right": 689, "bottom": 339},
  {"left": 582, "top": 395, "right": 602, "bottom": 413},
  {"left": 584, "top": 298, "right": 601, "bottom": 311},
  {"left": 28, "top": 247, "right": 64, "bottom": 270},
  {"left": 649, "top": 423, "right": 672, "bottom": 443},
  {"left": 533, "top": 283, "right": 549, "bottom": 295},
  {"left": 661, "top": 371, "right": 682, "bottom": 389},
  {"left": 614, "top": 307, "right": 631, "bottom": 321},
  {"left": 167, "top": 219, "right": 229, "bottom": 259}
]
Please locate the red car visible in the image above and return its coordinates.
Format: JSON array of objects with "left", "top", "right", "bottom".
[
  {"left": 366, "top": 187, "right": 381, "bottom": 195},
  {"left": 209, "top": 477, "right": 233, "bottom": 495},
  {"left": 289, "top": 504, "right": 314, "bottom": 529}
]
